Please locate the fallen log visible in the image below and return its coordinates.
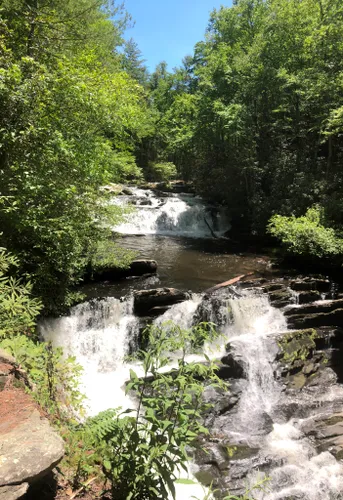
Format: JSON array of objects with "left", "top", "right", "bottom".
[{"left": 205, "top": 272, "right": 254, "bottom": 294}]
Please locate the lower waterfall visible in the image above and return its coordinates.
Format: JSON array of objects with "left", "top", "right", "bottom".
[{"left": 39, "top": 289, "right": 343, "bottom": 499}]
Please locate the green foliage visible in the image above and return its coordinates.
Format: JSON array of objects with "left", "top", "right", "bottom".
[
  {"left": 0, "top": 3, "right": 152, "bottom": 313},
  {"left": 268, "top": 206, "right": 343, "bottom": 258},
  {"left": 278, "top": 329, "right": 318, "bottom": 366},
  {"left": 90, "top": 238, "right": 137, "bottom": 274},
  {"left": 140, "top": 0, "right": 343, "bottom": 236},
  {"left": 147, "top": 162, "right": 178, "bottom": 182},
  {"left": 0, "top": 246, "right": 42, "bottom": 338},
  {"left": 72, "top": 322, "right": 225, "bottom": 499},
  {"left": 0, "top": 335, "right": 84, "bottom": 419}
]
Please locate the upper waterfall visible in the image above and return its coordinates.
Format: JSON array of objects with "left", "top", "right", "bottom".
[{"left": 111, "top": 187, "right": 230, "bottom": 238}]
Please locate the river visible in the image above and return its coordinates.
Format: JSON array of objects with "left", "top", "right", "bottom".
[{"left": 40, "top": 187, "right": 343, "bottom": 499}]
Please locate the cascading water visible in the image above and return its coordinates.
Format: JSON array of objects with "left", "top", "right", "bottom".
[
  {"left": 111, "top": 187, "right": 230, "bottom": 238},
  {"left": 225, "top": 293, "right": 286, "bottom": 438},
  {"left": 215, "top": 291, "right": 343, "bottom": 500},
  {"left": 39, "top": 295, "right": 210, "bottom": 500},
  {"left": 40, "top": 296, "right": 140, "bottom": 415},
  {"left": 40, "top": 283, "right": 343, "bottom": 499}
]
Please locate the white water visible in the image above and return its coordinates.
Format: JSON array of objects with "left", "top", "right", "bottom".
[
  {"left": 40, "top": 297, "right": 141, "bottom": 415},
  {"left": 40, "top": 296, "right": 210, "bottom": 499},
  {"left": 225, "top": 293, "right": 286, "bottom": 437},
  {"left": 40, "top": 289, "right": 343, "bottom": 499},
  {"left": 220, "top": 292, "right": 343, "bottom": 500},
  {"left": 111, "top": 187, "right": 230, "bottom": 238}
]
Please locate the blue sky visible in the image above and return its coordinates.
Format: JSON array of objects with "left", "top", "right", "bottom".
[{"left": 123, "top": 0, "right": 232, "bottom": 72}]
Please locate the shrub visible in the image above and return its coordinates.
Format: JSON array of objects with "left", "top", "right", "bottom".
[
  {"left": 268, "top": 206, "right": 343, "bottom": 259},
  {"left": 0, "top": 335, "right": 85, "bottom": 419},
  {"left": 0, "top": 246, "right": 42, "bottom": 338},
  {"left": 74, "top": 322, "right": 225, "bottom": 499},
  {"left": 148, "top": 162, "right": 177, "bottom": 182}
]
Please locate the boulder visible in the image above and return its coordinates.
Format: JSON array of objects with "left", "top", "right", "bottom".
[
  {"left": 287, "top": 308, "right": 343, "bottom": 329},
  {"left": 0, "top": 484, "right": 28, "bottom": 500},
  {"left": 298, "top": 290, "right": 322, "bottom": 304},
  {"left": 303, "top": 412, "right": 343, "bottom": 459},
  {"left": 0, "top": 391, "right": 64, "bottom": 494},
  {"left": 129, "top": 260, "right": 157, "bottom": 275},
  {"left": 120, "top": 187, "right": 133, "bottom": 196},
  {"left": 133, "top": 288, "right": 190, "bottom": 315},
  {"left": 220, "top": 353, "right": 244, "bottom": 379},
  {"left": 268, "top": 288, "right": 294, "bottom": 308},
  {"left": 290, "top": 278, "right": 330, "bottom": 293},
  {"left": 92, "top": 259, "right": 157, "bottom": 282}
]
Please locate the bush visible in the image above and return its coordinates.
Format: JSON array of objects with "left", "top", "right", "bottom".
[
  {"left": 268, "top": 206, "right": 343, "bottom": 259},
  {"left": 148, "top": 162, "right": 177, "bottom": 182},
  {"left": 0, "top": 246, "right": 42, "bottom": 338},
  {"left": 72, "top": 322, "right": 225, "bottom": 499},
  {"left": 0, "top": 335, "right": 85, "bottom": 419}
]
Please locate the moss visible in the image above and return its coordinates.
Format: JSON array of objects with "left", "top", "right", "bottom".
[{"left": 278, "top": 328, "right": 318, "bottom": 367}]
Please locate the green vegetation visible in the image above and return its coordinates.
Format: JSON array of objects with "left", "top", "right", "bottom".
[
  {"left": 268, "top": 206, "right": 343, "bottom": 259},
  {"left": 278, "top": 328, "right": 318, "bottom": 367},
  {"left": 0, "top": 0, "right": 152, "bottom": 314},
  {"left": 137, "top": 0, "right": 343, "bottom": 260},
  {"left": 2, "top": 0, "right": 343, "bottom": 498},
  {"left": 147, "top": 161, "right": 178, "bottom": 182},
  {"left": 77, "top": 323, "right": 223, "bottom": 499},
  {"left": 0, "top": 335, "right": 84, "bottom": 419},
  {"left": 0, "top": 245, "right": 42, "bottom": 338}
]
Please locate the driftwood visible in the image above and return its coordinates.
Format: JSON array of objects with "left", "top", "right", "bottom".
[{"left": 205, "top": 272, "right": 254, "bottom": 294}]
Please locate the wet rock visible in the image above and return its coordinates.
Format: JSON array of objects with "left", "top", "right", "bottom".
[
  {"left": 285, "top": 298, "right": 343, "bottom": 318},
  {"left": 120, "top": 187, "right": 133, "bottom": 196},
  {"left": 277, "top": 329, "right": 318, "bottom": 368},
  {"left": 303, "top": 412, "right": 343, "bottom": 459},
  {"left": 129, "top": 260, "right": 157, "bottom": 275},
  {"left": 0, "top": 391, "right": 64, "bottom": 493},
  {"left": 220, "top": 353, "right": 244, "bottom": 379},
  {"left": 194, "top": 293, "right": 232, "bottom": 328},
  {"left": 268, "top": 288, "right": 294, "bottom": 308},
  {"left": 290, "top": 278, "right": 330, "bottom": 293},
  {"left": 203, "top": 385, "right": 240, "bottom": 417},
  {"left": 137, "top": 198, "right": 153, "bottom": 206},
  {"left": 91, "top": 259, "right": 157, "bottom": 282},
  {"left": 133, "top": 287, "right": 190, "bottom": 315},
  {"left": 287, "top": 308, "right": 343, "bottom": 330},
  {"left": 289, "top": 372, "right": 307, "bottom": 390},
  {"left": 298, "top": 291, "right": 322, "bottom": 304}
]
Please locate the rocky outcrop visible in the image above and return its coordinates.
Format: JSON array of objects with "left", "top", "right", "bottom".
[
  {"left": 91, "top": 259, "right": 158, "bottom": 282},
  {"left": 133, "top": 287, "right": 190, "bottom": 316},
  {"left": 0, "top": 352, "right": 64, "bottom": 499}
]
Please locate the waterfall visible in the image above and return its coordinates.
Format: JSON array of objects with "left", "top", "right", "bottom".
[
  {"left": 225, "top": 293, "right": 286, "bottom": 437},
  {"left": 111, "top": 187, "right": 230, "bottom": 238},
  {"left": 40, "top": 288, "right": 343, "bottom": 499},
  {"left": 219, "top": 291, "right": 343, "bottom": 499},
  {"left": 40, "top": 296, "right": 140, "bottom": 415},
  {"left": 39, "top": 294, "right": 209, "bottom": 500}
]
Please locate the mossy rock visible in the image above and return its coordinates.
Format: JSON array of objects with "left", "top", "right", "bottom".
[
  {"left": 221, "top": 444, "right": 259, "bottom": 461},
  {"left": 278, "top": 329, "right": 318, "bottom": 367}
]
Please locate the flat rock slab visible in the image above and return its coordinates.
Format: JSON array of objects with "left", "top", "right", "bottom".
[
  {"left": 0, "top": 483, "right": 28, "bottom": 500},
  {"left": 0, "top": 390, "right": 64, "bottom": 488},
  {"left": 134, "top": 287, "right": 190, "bottom": 315}
]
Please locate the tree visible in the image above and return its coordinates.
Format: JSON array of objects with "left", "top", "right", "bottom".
[{"left": 122, "top": 38, "right": 149, "bottom": 85}]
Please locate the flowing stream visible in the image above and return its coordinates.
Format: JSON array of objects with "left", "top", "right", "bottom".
[
  {"left": 111, "top": 187, "right": 230, "bottom": 238},
  {"left": 40, "top": 188, "right": 343, "bottom": 499}
]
